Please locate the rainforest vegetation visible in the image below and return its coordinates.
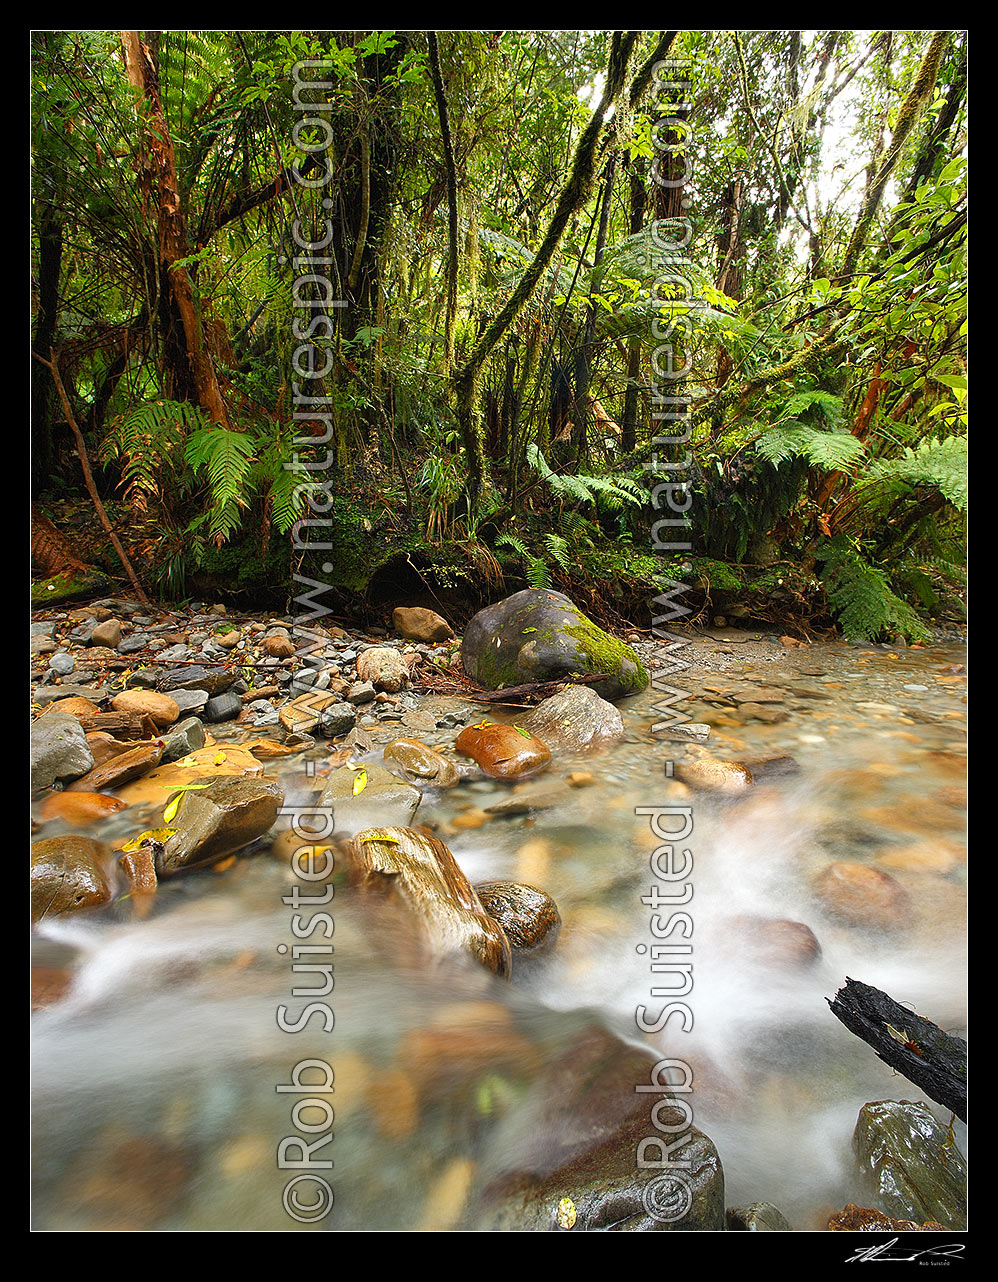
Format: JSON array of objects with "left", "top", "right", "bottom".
[{"left": 30, "top": 30, "right": 968, "bottom": 641}]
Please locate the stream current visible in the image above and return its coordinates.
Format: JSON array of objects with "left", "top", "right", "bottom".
[{"left": 30, "top": 634, "right": 968, "bottom": 1231}]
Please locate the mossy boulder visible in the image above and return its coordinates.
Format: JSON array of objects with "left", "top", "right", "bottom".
[{"left": 461, "top": 589, "right": 648, "bottom": 701}]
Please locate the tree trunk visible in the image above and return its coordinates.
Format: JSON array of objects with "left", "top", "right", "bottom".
[{"left": 120, "top": 30, "right": 230, "bottom": 426}]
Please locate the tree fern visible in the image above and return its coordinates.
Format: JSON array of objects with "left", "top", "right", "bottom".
[
  {"left": 755, "top": 421, "right": 866, "bottom": 470},
  {"left": 100, "top": 399, "right": 207, "bottom": 504},
  {"left": 855, "top": 435, "right": 967, "bottom": 513},
  {"left": 818, "top": 536, "right": 932, "bottom": 643},
  {"left": 184, "top": 426, "right": 256, "bottom": 541},
  {"left": 525, "top": 444, "right": 642, "bottom": 509}
]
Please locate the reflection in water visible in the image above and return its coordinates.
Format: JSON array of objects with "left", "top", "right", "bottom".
[{"left": 31, "top": 643, "right": 967, "bottom": 1230}]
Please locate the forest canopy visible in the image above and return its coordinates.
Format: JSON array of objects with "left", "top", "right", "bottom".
[{"left": 30, "top": 30, "right": 967, "bottom": 642}]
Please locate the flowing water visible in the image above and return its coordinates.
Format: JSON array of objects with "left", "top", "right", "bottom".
[{"left": 30, "top": 637, "right": 967, "bottom": 1231}]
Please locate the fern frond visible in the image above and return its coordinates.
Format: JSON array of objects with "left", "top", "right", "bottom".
[
  {"left": 818, "top": 537, "right": 932, "bottom": 643},
  {"left": 755, "top": 421, "right": 866, "bottom": 471}
]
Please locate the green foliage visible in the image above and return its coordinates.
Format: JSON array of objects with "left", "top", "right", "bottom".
[
  {"left": 817, "top": 536, "right": 933, "bottom": 643},
  {"left": 755, "top": 422, "right": 867, "bottom": 470},
  {"left": 855, "top": 435, "right": 967, "bottom": 513},
  {"left": 525, "top": 444, "right": 642, "bottom": 510},
  {"left": 184, "top": 426, "right": 257, "bottom": 542}
]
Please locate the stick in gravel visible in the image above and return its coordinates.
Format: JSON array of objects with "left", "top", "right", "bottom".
[{"left": 35, "top": 349, "right": 150, "bottom": 606}]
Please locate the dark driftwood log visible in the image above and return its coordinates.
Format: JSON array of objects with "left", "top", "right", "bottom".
[{"left": 827, "top": 977, "right": 966, "bottom": 1121}]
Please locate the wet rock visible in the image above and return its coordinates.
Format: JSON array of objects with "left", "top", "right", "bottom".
[
  {"left": 110, "top": 689, "right": 180, "bottom": 727},
  {"left": 159, "top": 775, "right": 284, "bottom": 875},
  {"left": 31, "top": 835, "right": 113, "bottom": 922},
  {"left": 455, "top": 721, "right": 551, "bottom": 781},
  {"left": 518, "top": 685, "right": 625, "bottom": 753},
  {"left": 89, "top": 619, "right": 122, "bottom": 649},
  {"left": 203, "top": 691, "right": 242, "bottom": 723},
  {"left": 662, "top": 722, "right": 711, "bottom": 742},
  {"left": 814, "top": 862, "right": 910, "bottom": 930},
  {"left": 319, "top": 761, "right": 422, "bottom": 834},
  {"left": 383, "top": 736, "right": 459, "bottom": 788},
  {"left": 827, "top": 1202, "right": 947, "bottom": 1231},
  {"left": 392, "top": 606, "right": 454, "bottom": 643},
  {"left": 726, "top": 1202, "right": 793, "bottom": 1231},
  {"left": 347, "top": 826, "right": 511, "bottom": 978},
  {"left": 356, "top": 646, "right": 410, "bottom": 693},
  {"left": 318, "top": 700, "right": 358, "bottom": 739},
  {"left": 114, "top": 744, "right": 264, "bottom": 806},
  {"left": 37, "top": 696, "right": 101, "bottom": 720},
  {"left": 161, "top": 716, "right": 207, "bottom": 763},
  {"left": 474, "top": 881, "right": 561, "bottom": 956},
  {"left": 469, "top": 1025, "right": 724, "bottom": 1231},
  {"left": 462, "top": 588, "right": 648, "bottom": 700},
  {"left": 723, "top": 915, "right": 821, "bottom": 969},
  {"left": 674, "top": 758, "right": 753, "bottom": 793},
  {"left": 742, "top": 755, "right": 800, "bottom": 781},
  {"left": 852, "top": 1100, "right": 966, "bottom": 1229},
  {"left": 735, "top": 702, "right": 788, "bottom": 724},
  {"left": 30, "top": 714, "right": 95, "bottom": 791},
  {"left": 67, "top": 740, "right": 165, "bottom": 793},
  {"left": 39, "top": 791, "right": 128, "bottom": 827}
]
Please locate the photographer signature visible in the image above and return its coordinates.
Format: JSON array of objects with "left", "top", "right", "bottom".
[{"left": 845, "top": 1237, "right": 965, "bottom": 1263}]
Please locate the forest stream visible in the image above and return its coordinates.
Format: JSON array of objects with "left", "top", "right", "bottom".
[{"left": 30, "top": 627, "right": 967, "bottom": 1232}]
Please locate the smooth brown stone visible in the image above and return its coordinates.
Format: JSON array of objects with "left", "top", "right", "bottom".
[
  {"left": 38, "top": 696, "right": 100, "bottom": 719},
  {"left": 392, "top": 606, "right": 454, "bottom": 642},
  {"left": 31, "top": 835, "right": 113, "bottom": 923},
  {"left": 455, "top": 722, "right": 551, "bottom": 781},
  {"left": 67, "top": 740, "right": 165, "bottom": 792},
  {"left": 724, "top": 914, "right": 821, "bottom": 969},
  {"left": 118, "top": 847, "right": 159, "bottom": 896},
  {"left": 263, "top": 634, "right": 295, "bottom": 657},
  {"left": 383, "top": 736, "right": 459, "bottom": 788},
  {"left": 475, "top": 880, "right": 562, "bottom": 955},
  {"left": 40, "top": 791, "right": 129, "bottom": 826},
  {"left": 814, "top": 861, "right": 910, "bottom": 929},
  {"left": 675, "top": 758, "right": 753, "bottom": 792},
  {"left": 111, "top": 690, "right": 180, "bottom": 727}
]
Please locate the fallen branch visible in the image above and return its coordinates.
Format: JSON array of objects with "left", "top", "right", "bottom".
[
  {"left": 827, "top": 977, "right": 967, "bottom": 1121},
  {"left": 34, "top": 349, "right": 150, "bottom": 606}
]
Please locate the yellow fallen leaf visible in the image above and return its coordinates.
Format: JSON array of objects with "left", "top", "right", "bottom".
[
  {"left": 353, "top": 768, "right": 368, "bottom": 796},
  {"left": 557, "top": 1197, "right": 577, "bottom": 1230},
  {"left": 119, "top": 827, "right": 176, "bottom": 852}
]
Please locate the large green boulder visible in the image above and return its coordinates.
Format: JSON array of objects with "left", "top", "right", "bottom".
[{"left": 461, "top": 589, "right": 648, "bottom": 701}]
